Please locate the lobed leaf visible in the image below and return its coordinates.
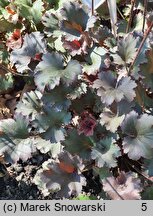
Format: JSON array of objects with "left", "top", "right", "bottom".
[
  {"left": 10, "top": 32, "right": 46, "bottom": 73},
  {"left": 121, "top": 111, "right": 153, "bottom": 160},
  {"left": 34, "top": 52, "right": 82, "bottom": 92},
  {"left": 0, "top": 115, "right": 36, "bottom": 163},
  {"left": 93, "top": 72, "right": 137, "bottom": 105},
  {"left": 33, "top": 151, "right": 86, "bottom": 197},
  {"left": 91, "top": 138, "right": 121, "bottom": 168},
  {"left": 102, "top": 171, "right": 142, "bottom": 200}
]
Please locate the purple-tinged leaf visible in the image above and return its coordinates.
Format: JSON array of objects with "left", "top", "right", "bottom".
[
  {"left": 34, "top": 52, "right": 82, "bottom": 92},
  {"left": 60, "top": 1, "right": 96, "bottom": 40},
  {"left": 33, "top": 151, "right": 86, "bottom": 197},
  {"left": 121, "top": 111, "right": 153, "bottom": 160},
  {"left": 93, "top": 72, "right": 137, "bottom": 105},
  {"left": 0, "top": 115, "right": 36, "bottom": 163},
  {"left": 10, "top": 32, "right": 46, "bottom": 73},
  {"left": 102, "top": 171, "right": 142, "bottom": 200},
  {"left": 91, "top": 138, "right": 121, "bottom": 168},
  {"left": 100, "top": 109, "right": 125, "bottom": 133}
]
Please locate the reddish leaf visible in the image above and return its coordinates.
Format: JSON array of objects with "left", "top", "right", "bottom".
[
  {"left": 59, "top": 162, "right": 75, "bottom": 173},
  {"left": 6, "top": 29, "right": 22, "bottom": 50},
  {"left": 78, "top": 112, "right": 97, "bottom": 136}
]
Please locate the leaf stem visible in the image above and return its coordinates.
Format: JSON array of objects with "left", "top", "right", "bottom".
[
  {"left": 129, "top": 22, "right": 153, "bottom": 73},
  {"left": 142, "top": 0, "right": 148, "bottom": 33},
  {"left": 105, "top": 178, "right": 124, "bottom": 200},
  {"left": 126, "top": 0, "right": 136, "bottom": 33}
]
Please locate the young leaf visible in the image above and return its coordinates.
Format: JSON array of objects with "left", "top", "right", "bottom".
[
  {"left": 121, "top": 111, "right": 153, "bottom": 160},
  {"left": 77, "top": 112, "right": 97, "bottom": 136},
  {"left": 33, "top": 151, "right": 86, "bottom": 197}
]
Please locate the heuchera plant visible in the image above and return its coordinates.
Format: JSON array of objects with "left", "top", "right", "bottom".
[{"left": 0, "top": 0, "right": 153, "bottom": 200}]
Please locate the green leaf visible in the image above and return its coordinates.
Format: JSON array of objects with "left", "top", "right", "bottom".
[
  {"left": 42, "top": 11, "right": 59, "bottom": 37},
  {"left": 91, "top": 138, "right": 121, "bottom": 168},
  {"left": 0, "top": 115, "right": 36, "bottom": 163},
  {"left": 93, "top": 166, "right": 112, "bottom": 180},
  {"left": 93, "top": 72, "right": 137, "bottom": 105},
  {"left": 141, "top": 186, "right": 153, "bottom": 200},
  {"left": 121, "top": 111, "right": 153, "bottom": 160},
  {"left": 83, "top": 47, "right": 106, "bottom": 75},
  {"left": 112, "top": 33, "right": 138, "bottom": 65},
  {"left": 100, "top": 108, "right": 125, "bottom": 133},
  {"left": 140, "top": 47, "right": 153, "bottom": 91},
  {"left": 67, "top": 83, "right": 87, "bottom": 100},
  {"left": 14, "top": 0, "right": 44, "bottom": 24},
  {"left": 74, "top": 194, "right": 97, "bottom": 200},
  {"left": 60, "top": 1, "right": 96, "bottom": 40},
  {"left": 0, "top": 72, "right": 14, "bottom": 94},
  {"left": 0, "top": 0, "right": 9, "bottom": 7},
  {"left": 16, "top": 90, "right": 43, "bottom": 120},
  {"left": 34, "top": 52, "right": 82, "bottom": 92},
  {"left": 34, "top": 137, "right": 63, "bottom": 157},
  {"left": 34, "top": 108, "right": 71, "bottom": 142},
  {"left": 62, "top": 129, "right": 93, "bottom": 160},
  {"left": 144, "top": 158, "right": 153, "bottom": 177},
  {"left": 42, "top": 85, "right": 71, "bottom": 110},
  {"left": 70, "top": 88, "right": 99, "bottom": 114}
]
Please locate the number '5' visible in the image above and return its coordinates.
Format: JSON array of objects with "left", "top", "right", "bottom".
[{"left": 141, "top": 203, "right": 147, "bottom": 211}]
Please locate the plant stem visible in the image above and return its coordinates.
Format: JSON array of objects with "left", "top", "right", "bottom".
[
  {"left": 142, "top": 0, "right": 148, "bottom": 33},
  {"left": 105, "top": 178, "right": 124, "bottom": 200},
  {"left": 92, "top": 0, "right": 94, "bottom": 15},
  {"left": 129, "top": 22, "right": 153, "bottom": 73},
  {"left": 126, "top": 0, "right": 136, "bottom": 33}
]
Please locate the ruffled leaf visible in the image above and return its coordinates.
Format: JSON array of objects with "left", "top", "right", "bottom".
[
  {"left": 0, "top": 115, "right": 36, "bottom": 163},
  {"left": 34, "top": 52, "right": 82, "bottom": 92},
  {"left": 91, "top": 138, "right": 121, "bottom": 168},
  {"left": 15, "top": 90, "right": 43, "bottom": 120},
  {"left": 100, "top": 108, "right": 125, "bottom": 133},
  {"left": 60, "top": 1, "right": 96, "bottom": 40},
  {"left": 102, "top": 171, "right": 142, "bottom": 200},
  {"left": 33, "top": 151, "right": 86, "bottom": 197},
  {"left": 121, "top": 111, "right": 153, "bottom": 160},
  {"left": 10, "top": 32, "right": 46, "bottom": 73},
  {"left": 112, "top": 33, "right": 138, "bottom": 65},
  {"left": 62, "top": 128, "right": 93, "bottom": 160},
  {"left": 93, "top": 72, "right": 137, "bottom": 105}
]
